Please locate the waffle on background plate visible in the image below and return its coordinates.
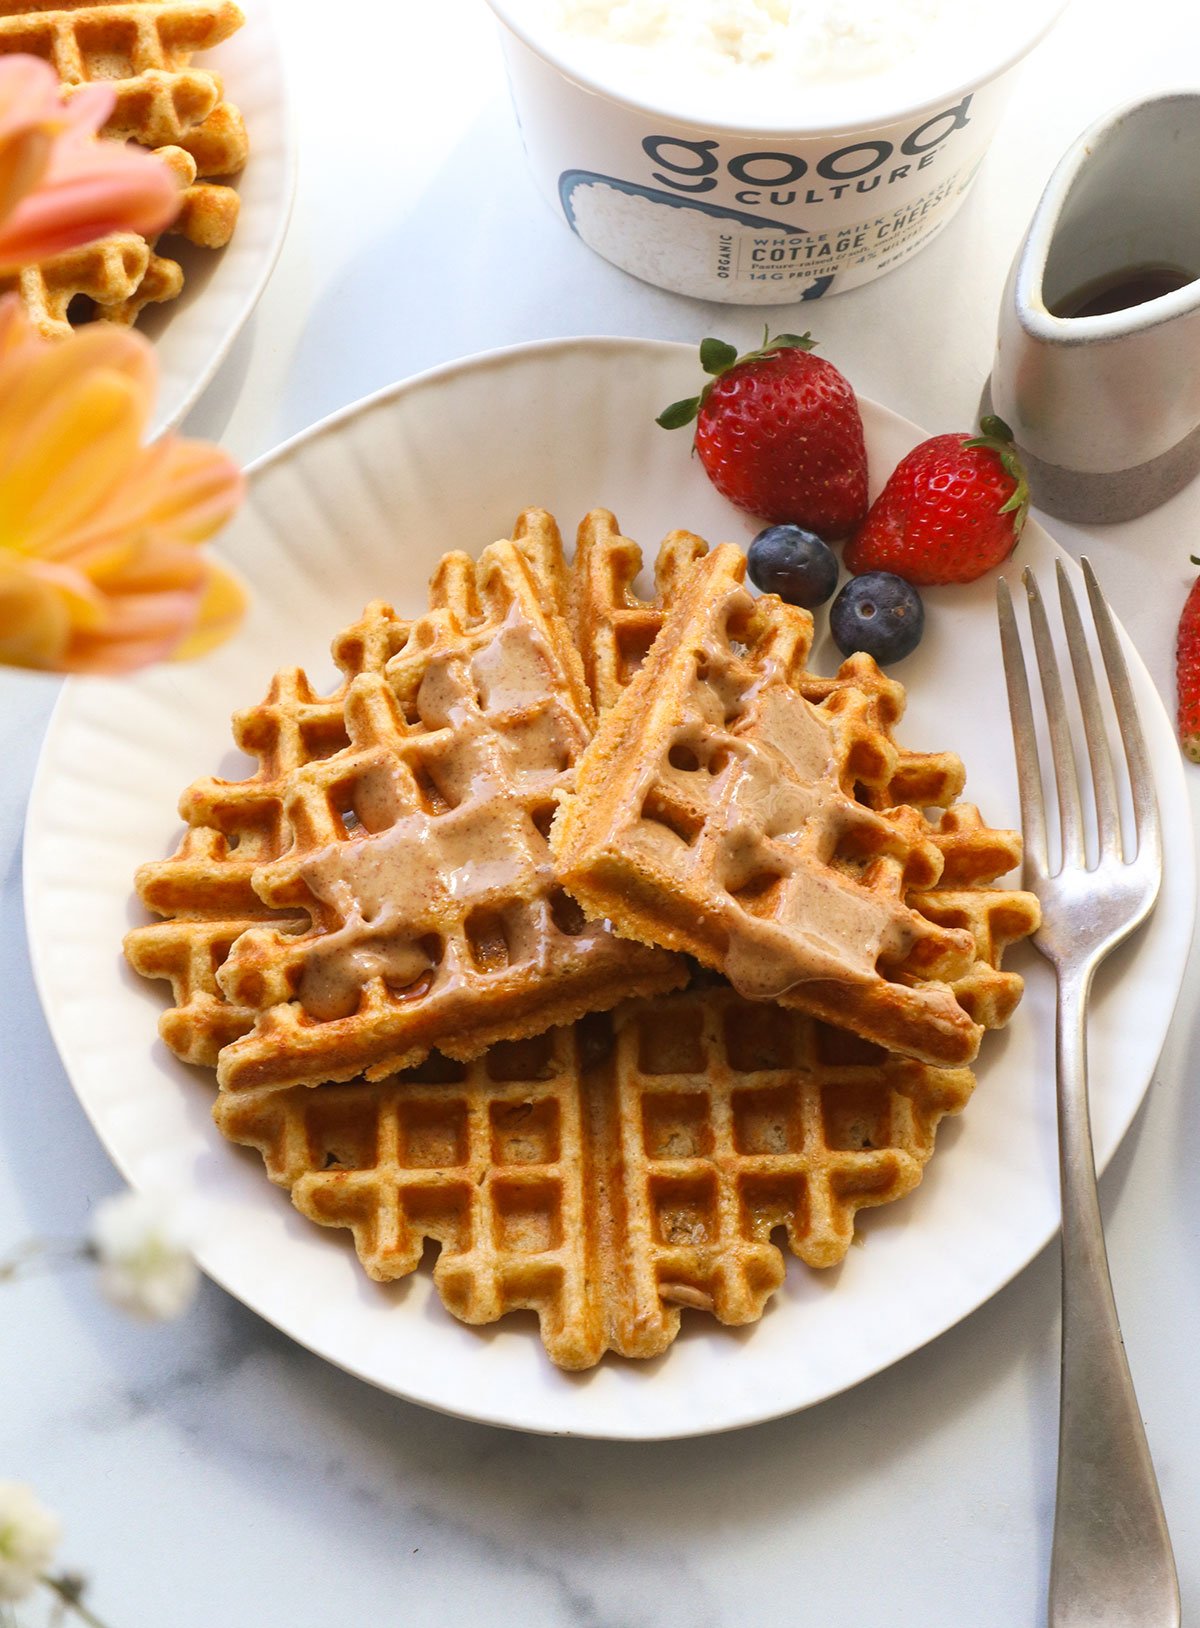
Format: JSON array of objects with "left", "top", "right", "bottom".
[
  {"left": 125, "top": 509, "right": 1040, "bottom": 1368},
  {"left": 0, "top": 0, "right": 248, "bottom": 336}
]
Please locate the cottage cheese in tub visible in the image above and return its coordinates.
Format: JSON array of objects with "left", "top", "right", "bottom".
[{"left": 486, "top": 0, "right": 1068, "bottom": 303}]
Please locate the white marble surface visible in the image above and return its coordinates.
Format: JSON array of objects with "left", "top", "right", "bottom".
[{"left": 4, "top": 0, "right": 1200, "bottom": 1621}]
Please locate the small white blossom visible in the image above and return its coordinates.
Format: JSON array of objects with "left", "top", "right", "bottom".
[
  {"left": 0, "top": 1481, "right": 61, "bottom": 1602},
  {"left": 89, "top": 1190, "right": 199, "bottom": 1321}
]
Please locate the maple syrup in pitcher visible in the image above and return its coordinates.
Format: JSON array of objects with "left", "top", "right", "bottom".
[{"left": 1052, "top": 262, "right": 1196, "bottom": 319}]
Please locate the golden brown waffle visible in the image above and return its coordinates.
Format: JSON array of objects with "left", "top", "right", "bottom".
[
  {"left": 124, "top": 512, "right": 600, "bottom": 1070},
  {"left": 553, "top": 540, "right": 1027, "bottom": 1067},
  {"left": 125, "top": 600, "right": 417, "bottom": 1066},
  {"left": 4, "top": 233, "right": 153, "bottom": 338},
  {"left": 571, "top": 508, "right": 711, "bottom": 716},
  {"left": 213, "top": 984, "right": 978, "bottom": 1367},
  {"left": 569, "top": 509, "right": 1036, "bottom": 1033},
  {"left": 215, "top": 1027, "right": 615, "bottom": 1369},
  {"left": 210, "top": 534, "right": 683, "bottom": 1092},
  {"left": 0, "top": 0, "right": 247, "bottom": 337},
  {"left": 573, "top": 509, "right": 967, "bottom": 804},
  {"left": 606, "top": 985, "right": 976, "bottom": 1288},
  {"left": 133, "top": 506, "right": 1037, "bottom": 1368},
  {"left": 5, "top": 146, "right": 236, "bottom": 336}
]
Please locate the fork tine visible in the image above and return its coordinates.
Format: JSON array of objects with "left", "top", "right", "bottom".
[
  {"left": 996, "top": 576, "right": 1050, "bottom": 879},
  {"left": 1055, "top": 559, "right": 1122, "bottom": 862},
  {"left": 1023, "top": 566, "right": 1086, "bottom": 873},
  {"left": 1081, "top": 557, "right": 1163, "bottom": 868}
]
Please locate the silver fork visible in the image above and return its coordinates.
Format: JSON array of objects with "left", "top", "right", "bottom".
[{"left": 997, "top": 559, "right": 1178, "bottom": 1628}]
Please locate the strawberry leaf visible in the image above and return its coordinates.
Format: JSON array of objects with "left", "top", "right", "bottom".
[
  {"left": 977, "top": 414, "right": 1014, "bottom": 442},
  {"left": 657, "top": 330, "right": 819, "bottom": 431},
  {"left": 699, "top": 337, "right": 738, "bottom": 376},
  {"left": 656, "top": 396, "right": 702, "bottom": 430},
  {"left": 742, "top": 330, "right": 815, "bottom": 364},
  {"left": 966, "top": 414, "right": 1030, "bottom": 540}
]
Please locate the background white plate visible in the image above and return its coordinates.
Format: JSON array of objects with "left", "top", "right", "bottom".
[
  {"left": 22, "top": 337, "right": 1195, "bottom": 1439},
  {"left": 142, "top": 0, "right": 294, "bottom": 437}
]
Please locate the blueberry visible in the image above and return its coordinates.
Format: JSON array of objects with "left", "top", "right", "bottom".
[
  {"left": 747, "top": 524, "right": 839, "bottom": 609},
  {"left": 830, "top": 572, "right": 925, "bottom": 664}
]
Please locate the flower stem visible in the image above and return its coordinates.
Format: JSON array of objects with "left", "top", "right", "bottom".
[
  {"left": 41, "top": 1574, "right": 115, "bottom": 1628},
  {"left": 0, "top": 1239, "right": 91, "bottom": 1282}
]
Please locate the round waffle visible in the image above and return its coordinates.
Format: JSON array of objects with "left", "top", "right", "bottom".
[{"left": 127, "top": 507, "right": 1039, "bottom": 1368}]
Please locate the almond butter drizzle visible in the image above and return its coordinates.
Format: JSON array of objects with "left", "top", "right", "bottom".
[
  {"left": 294, "top": 614, "right": 598, "bottom": 1022},
  {"left": 628, "top": 585, "right": 951, "bottom": 1001}
]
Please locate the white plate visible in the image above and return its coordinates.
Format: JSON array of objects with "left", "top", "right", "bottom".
[
  {"left": 142, "top": 0, "right": 294, "bottom": 437},
  {"left": 23, "top": 337, "right": 1195, "bottom": 1440}
]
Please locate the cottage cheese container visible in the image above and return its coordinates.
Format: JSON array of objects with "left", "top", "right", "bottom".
[{"left": 486, "top": 0, "right": 1068, "bottom": 303}]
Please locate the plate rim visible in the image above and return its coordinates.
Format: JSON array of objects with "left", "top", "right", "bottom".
[
  {"left": 22, "top": 334, "right": 1197, "bottom": 1439},
  {"left": 149, "top": 0, "right": 298, "bottom": 437}
]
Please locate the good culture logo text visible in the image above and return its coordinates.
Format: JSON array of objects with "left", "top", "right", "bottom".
[{"left": 641, "top": 95, "right": 973, "bottom": 208}]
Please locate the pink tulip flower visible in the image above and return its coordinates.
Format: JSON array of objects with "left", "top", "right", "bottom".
[{"left": 0, "top": 56, "right": 180, "bottom": 274}]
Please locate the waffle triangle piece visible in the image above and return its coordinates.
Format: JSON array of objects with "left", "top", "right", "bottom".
[
  {"left": 211, "top": 533, "right": 683, "bottom": 1092},
  {"left": 124, "top": 600, "right": 417, "bottom": 1066},
  {"left": 573, "top": 508, "right": 970, "bottom": 812},
  {"left": 124, "top": 513, "right": 594, "bottom": 1069},
  {"left": 570, "top": 509, "right": 1039, "bottom": 1035},
  {"left": 553, "top": 541, "right": 1005, "bottom": 1067}
]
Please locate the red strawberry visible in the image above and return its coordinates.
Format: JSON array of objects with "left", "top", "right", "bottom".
[
  {"left": 1176, "top": 565, "right": 1200, "bottom": 762},
  {"left": 843, "top": 418, "right": 1029, "bottom": 586},
  {"left": 657, "top": 332, "right": 868, "bottom": 537}
]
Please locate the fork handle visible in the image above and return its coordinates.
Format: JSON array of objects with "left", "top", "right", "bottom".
[{"left": 1049, "top": 969, "right": 1179, "bottom": 1628}]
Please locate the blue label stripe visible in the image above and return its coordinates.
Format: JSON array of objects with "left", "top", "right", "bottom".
[{"left": 558, "top": 169, "right": 808, "bottom": 236}]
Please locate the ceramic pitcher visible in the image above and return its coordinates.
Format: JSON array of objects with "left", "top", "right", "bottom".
[{"left": 988, "top": 91, "right": 1200, "bottom": 524}]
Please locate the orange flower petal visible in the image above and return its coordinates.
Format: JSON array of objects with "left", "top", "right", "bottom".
[
  {"left": 35, "top": 434, "right": 243, "bottom": 564},
  {"left": 0, "top": 288, "right": 246, "bottom": 677},
  {"left": 2, "top": 546, "right": 245, "bottom": 676},
  {"left": 0, "top": 370, "right": 145, "bottom": 556},
  {"left": 0, "top": 295, "right": 155, "bottom": 431},
  {"left": 0, "top": 291, "right": 44, "bottom": 368},
  {"left": 169, "top": 560, "right": 247, "bottom": 662},
  {"left": 65, "top": 585, "right": 207, "bottom": 675},
  {"left": 148, "top": 439, "right": 246, "bottom": 543},
  {"left": 0, "top": 552, "right": 101, "bottom": 668},
  {"left": 0, "top": 571, "right": 69, "bottom": 668},
  {"left": 75, "top": 534, "right": 205, "bottom": 594},
  {"left": 0, "top": 323, "right": 155, "bottom": 537},
  {"left": 82, "top": 436, "right": 245, "bottom": 549},
  {"left": 2, "top": 318, "right": 155, "bottom": 449}
]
